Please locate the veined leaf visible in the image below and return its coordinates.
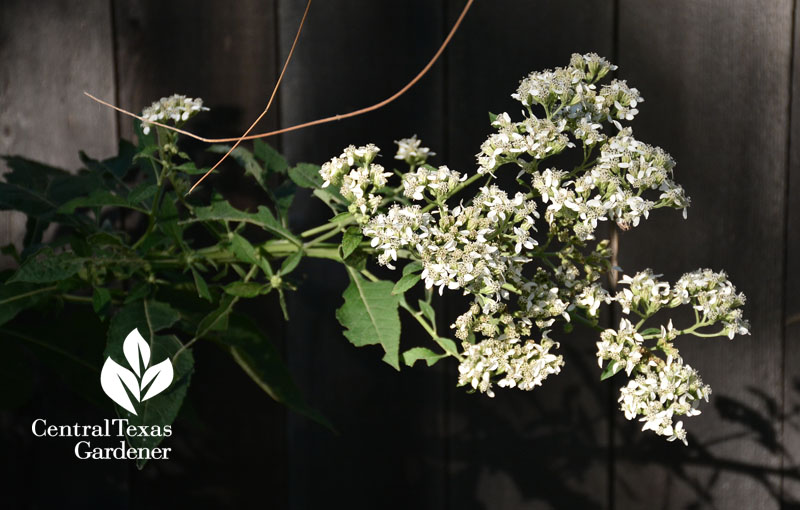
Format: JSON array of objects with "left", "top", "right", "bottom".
[
  {"left": 253, "top": 140, "right": 288, "bottom": 174},
  {"left": 220, "top": 314, "right": 332, "bottom": 430},
  {"left": 0, "top": 281, "right": 54, "bottom": 326},
  {"left": 190, "top": 268, "right": 212, "bottom": 302},
  {"left": 189, "top": 197, "right": 300, "bottom": 245},
  {"left": 418, "top": 300, "right": 436, "bottom": 326},
  {"left": 59, "top": 190, "right": 147, "bottom": 214},
  {"left": 208, "top": 144, "right": 265, "bottom": 188},
  {"left": 8, "top": 248, "right": 84, "bottom": 284},
  {"left": 288, "top": 163, "right": 322, "bottom": 188},
  {"left": 402, "top": 261, "right": 423, "bottom": 275},
  {"left": 392, "top": 273, "right": 420, "bottom": 295},
  {"left": 336, "top": 268, "right": 401, "bottom": 370},
  {"left": 341, "top": 227, "right": 362, "bottom": 259},
  {"left": 279, "top": 250, "right": 303, "bottom": 276}
]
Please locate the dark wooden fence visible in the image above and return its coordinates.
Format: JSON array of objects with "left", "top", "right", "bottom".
[{"left": 1, "top": 1, "right": 798, "bottom": 508}]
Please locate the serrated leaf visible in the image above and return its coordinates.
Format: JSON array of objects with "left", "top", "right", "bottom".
[
  {"left": 8, "top": 248, "right": 84, "bottom": 283},
  {"left": 220, "top": 314, "right": 332, "bottom": 430},
  {"left": 341, "top": 227, "right": 362, "bottom": 259},
  {"left": 402, "top": 261, "right": 423, "bottom": 276},
  {"left": 336, "top": 268, "right": 401, "bottom": 370},
  {"left": 191, "top": 268, "right": 212, "bottom": 301},
  {"left": 208, "top": 144, "right": 266, "bottom": 189},
  {"left": 392, "top": 273, "right": 420, "bottom": 295},
  {"left": 173, "top": 161, "right": 209, "bottom": 175},
  {"left": 600, "top": 360, "right": 623, "bottom": 381},
  {"left": 402, "top": 347, "right": 446, "bottom": 367},
  {"left": 105, "top": 300, "right": 190, "bottom": 469},
  {"left": 223, "top": 281, "right": 267, "bottom": 298},
  {"left": 288, "top": 163, "right": 322, "bottom": 188},
  {"left": 418, "top": 299, "right": 436, "bottom": 326},
  {"left": 189, "top": 197, "right": 300, "bottom": 245},
  {"left": 59, "top": 190, "right": 147, "bottom": 214},
  {"left": 253, "top": 140, "right": 288, "bottom": 174}
]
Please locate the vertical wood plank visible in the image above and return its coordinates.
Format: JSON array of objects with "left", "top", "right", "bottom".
[
  {"left": 616, "top": 1, "right": 791, "bottom": 508},
  {"left": 277, "top": 1, "right": 447, "bottom": 508},
  {"left": 443, "top": 1, "right": 615, "bottom": 509},
  {"left": 0, "top": 0, "right": 117, "bottom": 267},
  {"left": 784, "top": 0, "right": 800, "bottom": 505}
]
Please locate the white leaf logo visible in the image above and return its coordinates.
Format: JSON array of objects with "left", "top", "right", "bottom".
[{"left": 100, "top": 328, "right": 174, "bottom": 415}]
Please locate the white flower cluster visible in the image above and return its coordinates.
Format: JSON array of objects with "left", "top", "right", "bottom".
[
  {"left": 594, "top": 269, "right": 749, "bottom": 444},
  {"left": 141, "top": 94, "right": 208, "bottom": 135},
  {"left": 364, "top": 184, "right": 538, "bottom": 287},
  {"left": 596, "top": 318, "right": 644, "bottom": 377},
  {"left": 616, "top": 269, "right": 671, "bottom": 315},
  {"left": 319, "top": 144, "right": 391, "bottom": 220},
  {"left": 477, "top": 113, "right": 572, "bottom": 175},
  {"left": 672, "top": 269, "right": 750, "bottom": 339},
  {"left": 618, "top": 356, "right": 710, "bottom": 445},
  {"left": 394, "top": 135, "right": 434, "bottom": 167},
  {"left": 402, "top": 165, "right": 465, "bottom": 201},
  {"left": 457, "top": 334, "right": 564, "bottom": 398}
]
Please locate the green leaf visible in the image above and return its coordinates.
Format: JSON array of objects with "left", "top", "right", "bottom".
[
  {"left": 105, "top": 300, "right": 189, "bottom": 469},
  {"left": 173, "top": 161, "right": 209, "bottom": 175},
  {"left": 253, "top": 140, "right": 288, "bottom": 174},
  {"left": 279, "top": 249, "right": 303, "bottom": 276},
  {"left": 402, "top": 261, "right": 423, "bottom": 276},
  {"left": 59, "top": 190, "right": 147, "bottom": 214},
  {"left": 288, "top": 163, "right": 322, "bottom": 188},
  {"left": 272, "top": 180, "right": 296, "bottom": 222},
  {"left": 195, "top": 294, "right": 235, "bottom": 336},
  {"left": 0, "top": 281, "right": 54, "bottom": 326},
  {"left": 190, "top": 197, "right": 300, "bottom": 245},
  {"left": 488, "top": 111, "right": 499, "bottom": 123},
  {"left": 229, "top": 233, "right": 273, "bottom": 277},
  {"left": 434, "top": 336, "right": 460, "bottom": 357},
  {"left": 223, "top": 281, "right": 268, "bottom": 298},
  {"left": 341, "top": 227, "right": 362, "bottom": 259},
  {"left": 418, "top": 299, "right": 436, "bottom": 326},
  {"left": 328, "top": 211, "right": 353, "bottom": 224},
  {"left": 8, "top": 248, "right": 84, "bottom": 283},
  {"left": 402, "top": 347, "right": 446, "bottom": 367},
  {"left": 128, "top": 183, "right": 159, "bottom": 205},
  {"left": 208, "top": 144, "right": 265, "bottom": 188},
  {"left": 219, "top": 314, "right": 332, "bottom": 430},
  {"left": 191, "top": 268, "right": 212, "bottom": 301},
  {"left": 600, "top": 360, "right": 623, "bottom": 381},
  {"left": 92, "top": 287, "right": 111, "bottom": 314},
  {"left": 156, "top": 196, "right": 183, "bottom": 244},
  {"left": 640, "top": 327, "right": 662, "bottom": 337},
  {"left": 392, "top": 273, "right": 420, "bottom": 295},
  {"left": 336, "top": 268, "right": 401, "bottom": 370}
]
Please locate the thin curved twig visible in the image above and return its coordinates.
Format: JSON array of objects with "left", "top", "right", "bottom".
[{"left": 84, "top": 0, "right": 475, "bottom": 192}]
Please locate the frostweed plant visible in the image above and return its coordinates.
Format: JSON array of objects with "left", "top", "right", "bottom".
[
  {"left": 0, "top": 54, "right": 748, "bottom": 457},
  {"left": 319, "top": 53, "right": 749, "bottom": 445}
]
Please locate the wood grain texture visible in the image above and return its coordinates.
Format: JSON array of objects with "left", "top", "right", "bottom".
[
  {"left": 443, "top": 1, "right": 615, "bottom": 508},
  {"left": 277, "top": 1, "right": 447, "bottom": 509},
  {"left": 784, "top": 1, "right": 800, "bottom": 505},
  {"left": 0, "top": 0, "right": 117, "bottom": 267},
  {"left": 616, "top": 1, "right": 792, "bottom": 508}
]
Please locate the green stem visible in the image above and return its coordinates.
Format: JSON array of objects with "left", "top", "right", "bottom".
[
  {"left": 421, "top": 172, "right": 484, "bottom": 213},
  {"left": 398, "top": 297, "right": 463, "bottom": 362}
]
